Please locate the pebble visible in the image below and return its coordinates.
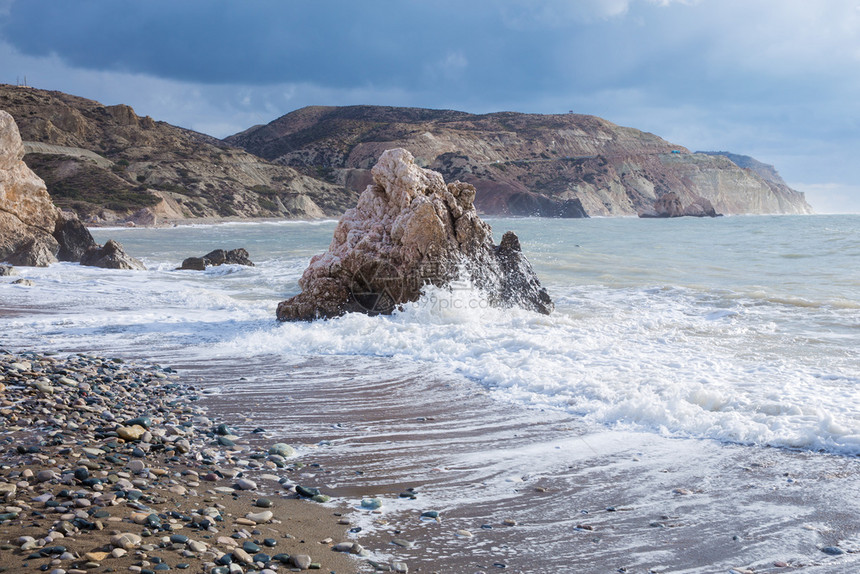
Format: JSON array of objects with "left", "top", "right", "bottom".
[
  {"left": 361, "top": 497, "right": 383, "bottom": 509},
  {"left": 110, "top": 532, "right": 143, "bottom": 549},
  {"left": 268, "top": 443, "right": 296, "bottom": 457},
  {"left": 0, "top": 351, "right": 362, "bottom": 574},
  {"left": 235, "top": 478, "right": 257, "bottom": 490},
  {"left": 292, "top": 554, "right": 312, "bottom": 569},
  {"left": 245, "top": 510, "right": 274, "bottom": 523}
]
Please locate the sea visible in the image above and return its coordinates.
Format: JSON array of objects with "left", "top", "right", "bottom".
[{"left": 2, "top": 214, "right": 859, "bottom": 573}]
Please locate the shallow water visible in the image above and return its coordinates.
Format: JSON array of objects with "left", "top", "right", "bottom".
[{"left": 2, "top": 214, "right": 859, "bottom": 572}]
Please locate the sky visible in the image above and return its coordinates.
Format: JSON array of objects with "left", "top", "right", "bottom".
[{"left": 1, "top": 0, "right": 859, "bottom": 213}]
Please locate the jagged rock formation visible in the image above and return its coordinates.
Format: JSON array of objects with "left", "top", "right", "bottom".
[
  {"left": 277, "top": 149, "right": 552, "bottom": 321},
  {"left": 0, "top": 85, "right": 357, "bottom": 224},
  {"left": 1, "top": 109, "right": 144, "bottom": 268},
  {"left": 0, "top": 109, "right": 61, "bottom": 265},
  {"left": 80, "top": 240, "right": 145, "bottom": 270},
  {"left": 639, "top": 191, "right": 719, "bottom": 218},
  {"left": 180, "top": 248, "right": 254, "bottom": 270},
  {"left": 54, "top": 215, "right": 97, "bottom": 261},
  {"left": 228, "top": 105, "right": 813, "bottom": 217}
]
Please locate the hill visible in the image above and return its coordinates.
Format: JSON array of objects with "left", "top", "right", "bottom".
[
  {"left": 226, "top": 105, "right": 813, "bottom": 217},
  {"left": 0, "top": 85, "right": 357, "bottom": 224}
]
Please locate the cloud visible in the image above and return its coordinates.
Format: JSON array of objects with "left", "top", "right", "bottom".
[
  {"left": 0, "top": 0, "right": 858, "bottom": 210},
  {"left": 793, "top": 183, "right": 860, "bottom": 214}
]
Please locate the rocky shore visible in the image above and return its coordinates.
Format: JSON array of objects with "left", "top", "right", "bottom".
[{"left": 0, "top": 351, "right": 372, "bottom": 574}]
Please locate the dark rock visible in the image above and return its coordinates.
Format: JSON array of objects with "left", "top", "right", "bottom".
[
  {"left": 276, "top": 149, "right": 553, "bottom": 321},
  {"left": 81, "top": 239, "right": 146, "bottom": 270},
  {"left": 179, "top": 257, "right": 207, "bottom": 271},
  {"left": 53, "top": 214, "right": 97, "bottom": 262},
  {"left": 180, "top": 248, "right": 254, "bottom": 270},
  {"left": 5, "top": 235, "right": 59, "bottom": 266},
  {"left": 295, "top": 485, "right": 320, "bottom": 498}
]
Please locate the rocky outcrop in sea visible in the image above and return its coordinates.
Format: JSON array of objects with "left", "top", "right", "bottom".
[
  {"left": 639, "top": 191, "right": 720, "bottom": 218},
  {"left": 277, "top": 148, "right": 553, "bottom": 321},
  {"left": 180, "top": 248, "right": 254, "bottom": 271}
]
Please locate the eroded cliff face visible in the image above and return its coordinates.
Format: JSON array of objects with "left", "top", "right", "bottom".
[
  {"left": 0, "top": 85, "right": 356, "bottom": 224},
  {"left": 227, "top": 106, "right": 813, "bottom": 217},
  {"left": 0, "top": 110, "right": 61, "bottom": 265}
]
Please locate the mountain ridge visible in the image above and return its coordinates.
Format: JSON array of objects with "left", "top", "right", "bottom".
[
  {"left": 0, "top": 86, "right": 812, "bottom": 222},
  {"left": 0, "top": 85, "right": 357, "bottom": 224},
  {"left": 227, "top": 105, "right": 812, "bottom": 217}
]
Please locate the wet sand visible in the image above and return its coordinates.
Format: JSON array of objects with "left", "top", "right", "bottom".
[{"left": 189, "top": 354, "right": 860, "bottom": 573}]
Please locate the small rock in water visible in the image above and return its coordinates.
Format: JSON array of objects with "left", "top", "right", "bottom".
[
  {"left": 268, "top": 443, "right": 296, "bottom": 457},
  {"left": 361, "top": 497, "right": 383, "bottom": 509},
  {"left": 821, "top": 546, "right": 845, "bottom": 556}
]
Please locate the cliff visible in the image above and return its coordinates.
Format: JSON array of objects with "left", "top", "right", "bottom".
[
  {"left": 0, "top": 85, "right": 356, "bottom": 224},
  {"left": 0, "top": 109, "right": 60, "bottom": 264},
  {"left": 227, "top": 105, "right": 813, "bottom": 217}
]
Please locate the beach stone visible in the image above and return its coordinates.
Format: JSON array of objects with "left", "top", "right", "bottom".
[
  {"left": 36, "top": 469, "right": 56, "bottom": 482},
  {"left": 129, "top": 460, "right": 146, "bottom": 472},
  {"left": 117, "top": 425, "right": 146, "bottom": 441},
  {"left": 84, "top": 551, "right": 109, "bottom": 561},
  {"left": 232, "top": 547, "right": 254, "bottom": 565},
  {"left": 110, "top": 532, "right": 142, "bottom": 549},
  {"left": 268, "top": 443, "right": 296, "bottom": 457},
  {"left": 0, "top": 483, "right": 16, "bottom": 500},
  {"left": 217, "top": 436, "right": 235, "bottom": 447},
  {"left": 246, "top": 510, "right": 273, "bottom": 523},
  {"left": 361, "top": 497, "right": 383, "bottom": 509},
  {"left": 333, "top": 542, "right": 354, "bottom": 552},
  {"left": 187, "top": 540, "right": 207, "bottom": 553},
  {"left": 296, "top": 485, "right": 320, "bottom": 498},
  {"left": 292, "top": 554, "right": 312, "bottom": 569},
  {"left": 255, "top": 497, "right": 273, "bottom": 508},
  {"left": 235, "top": 478, "right": 257, "bottom": 491}
]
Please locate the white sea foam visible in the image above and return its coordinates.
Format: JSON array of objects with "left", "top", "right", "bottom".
[{"left": 2, "top": 215, "right": 858, "bottom": 455}]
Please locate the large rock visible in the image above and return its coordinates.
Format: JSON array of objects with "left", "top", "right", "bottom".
[
  {"left": 277, "top": 148, "right": 552, "bottom": 321},
  {"left": 0, "top": 110, "right": 61, "bottom": 266},
  {"left": 81, "top": 239, "right": 145, "bottom": 270},
  {"left": 54, "top": 213, "right": 98, "bottom": 261},
  {"left": 180, "top": 248, "right": 254, "bottom": 270},
  {"left": 640, "top": 191, "right": 720, "bottom": 218}
]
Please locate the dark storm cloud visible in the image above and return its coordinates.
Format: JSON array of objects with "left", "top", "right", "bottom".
[{"left": 1, "top": 0, "right": 859, "bottom": 210}]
